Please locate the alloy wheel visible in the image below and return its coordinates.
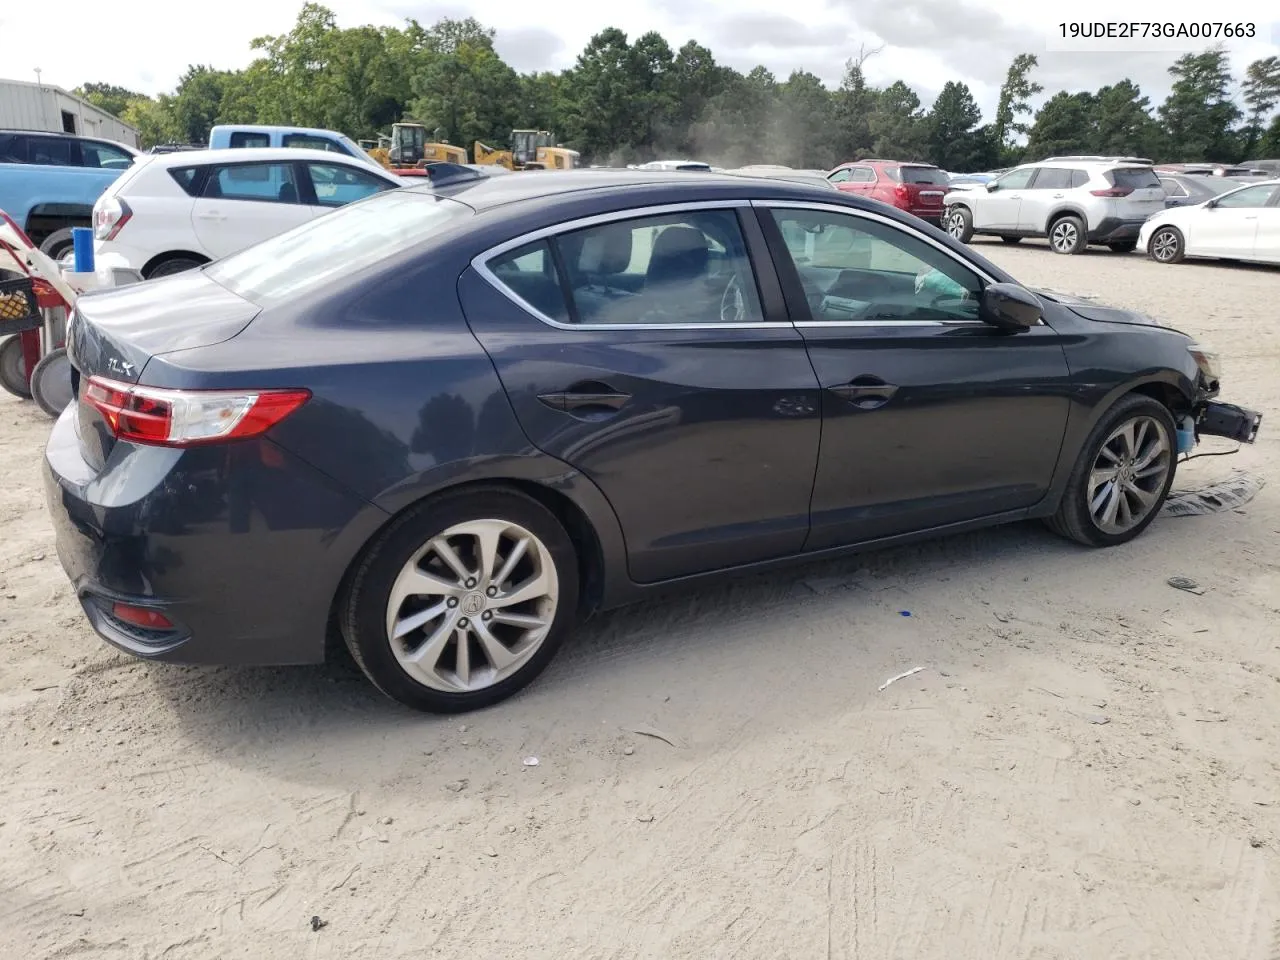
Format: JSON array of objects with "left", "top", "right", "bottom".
[
  {"left": 1050, "top": 220, "right": 1079, "bottom": 253},
  {"left": 385, "top": 519, "right": 559, "bottom": 693},
  {"left": 946, "top": 210, "right": 966, "bottom": 239},
  {"left": 1151, "top": 229, "right": 1179, "bottom": 263},
  {"left": 1087, "top": 415, "right": 1172, "bottom": 535}
]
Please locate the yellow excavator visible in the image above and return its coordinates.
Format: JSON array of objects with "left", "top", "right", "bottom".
[
  {"left": 368, "top": 123, "right": 468, "bottom": 170},
  {"left": 474, "top": 130, "right": 579, "bottom": 171}
]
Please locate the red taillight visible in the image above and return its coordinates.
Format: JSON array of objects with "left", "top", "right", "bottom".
[
  {"left": 894, "top": 183, "right": 909, "bottom": 203},
  {"left": 1090, "top": 187, "right": 1133, "bottom": 197},
  {"left": 82, "top": 376, "right": 310, "bottom": 447},
  {"left": 93, "top": 197, "right": 132, "bottom": 241},
  {"left": 112, "top": 602, "right": 174, "bottom": 630}
]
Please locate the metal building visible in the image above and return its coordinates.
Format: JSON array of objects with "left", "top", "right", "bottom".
[{"left": 0, "top": 78, "right": 140, "bottom": 147}]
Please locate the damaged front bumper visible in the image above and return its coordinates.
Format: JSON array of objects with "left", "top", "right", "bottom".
[{"left": 1198, "top": 400, "right": 1262, "bottom": 445}]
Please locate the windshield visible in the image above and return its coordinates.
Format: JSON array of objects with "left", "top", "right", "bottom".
[
  {"left": 338, "top": 134, "right": 382, "bottom": 168},
  {"left": 206, "top": 190, "right": 472, "bottom": 304},
  {"left": 897, "top": 165, "right": 949, "bottom": 185}
]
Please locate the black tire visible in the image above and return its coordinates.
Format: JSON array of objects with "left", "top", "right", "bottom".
[
  {"left": 39, "top": 228, "right": 78, "bottom": 264},
  {"left": 1048, "top": 215, "right": 1087, "bottom": 255},
  {"left": 999, "top": 236, "right": 1023, "bottom": 244},
  {"left": 1047, "top": 394, "right": 1178, "bottom": 547},
  {"left": 31, "top": 347, "right": 72, "bottom": 418},
  {"left": 341, "top": 487, "right": 580, "bottom": 713},
  {"left": 144, "top": 256, "right": 206, "bottom": 279},
  {"left": 945, "top": 206, "right": 974, "bottom": 243},
  {"left": 0, "top": 335, "right": 32, "bottom": 399},
  {"left": 1148, "top": 226, "right": 1185, "bottom": 264},
  {"left": 1107, "top": 241, "right": 1138, "bottom": 253}
]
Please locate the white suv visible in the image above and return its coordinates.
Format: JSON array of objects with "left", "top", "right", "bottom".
[
  {"left": 943, "top": 157, "right": 1166, "bottom": 254},
  {"left": 93, "top": 147, "right": 403, "bottom": 278}
]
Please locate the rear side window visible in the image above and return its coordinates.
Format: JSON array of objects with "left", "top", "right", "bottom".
[
  {"left": 168, "top": 166, "right": 202, "bottom": 196},
  {"left": 81, "top": 141, "right": 133, "bottom": 169},
  {"left": 1108, "top": 167, "right": 1161, "bottom": 189},
  {"left": 898, "top": 165, "right": 948, "bottom": 185},
  {"left": 204, "top": 162, "right": 300, "bottom": 203},
  {"left": 1032, "top": 168, "right": 1073, "bottom": 190},
  {"left": 28, "top": 137, "right": 75, "bottom": 165},
  {"left": 229, "top": 132, "right": 270, "bottom": 149},
  {"left": 206, "top": 190, "right": 472, "bottom": 304},
  {"left": 1070, "top": 169, "right": 1089, "bottom": 189},
  {"left": 489, "top": 240, "right": 571, "bottom": 324}
]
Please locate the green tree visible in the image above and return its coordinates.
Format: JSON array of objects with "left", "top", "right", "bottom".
[
  {"left": 926, "top": 81, "right": 989, "bottom": 170},
  {"left": 666, "top": 41, "right": 721, "bottom": 152},
  {"left": 560, "top": 28, "right": 651, "bottom": 160},
  {"left": 409, "top": 40, "right": 519, "bottom": 148},
  {"left": 690, "top": 65, "right": 777, "bottom": 165},
  {"left": 1094, "top": 80, "right": 1163, "bottom": 159},
  {"left": 1024, "top": 91, "right": 1097, "bottom": 160},
  {"left": 773, "top": 70, "right": 837, "bottom": 168},
  {"left": 169, "top": 65, "right": 235, "bottom": 144},
  {"left": 1241, "top": 56, "right": 1280, "bottom": 159},
  {"left": 73, "top": 83, "right": 147, "bottom": 120},
  {"left": 120, "top": 96, "right": 181, "bottom": 148},
  {"left": 1158, "top": 47, "right": 1242, "bottom": 162},
  {"left": 869, "top": 80, "right": 928, "bottom": 160},
  {"left": 1261, "top": 113, "right": 1280, "bottom": 156},
  {"left": 992, "top": 53, "right": 1043, "bottom": 162},
  {"left": 830, "top": 46, "right": 881, "bottom": 162}
]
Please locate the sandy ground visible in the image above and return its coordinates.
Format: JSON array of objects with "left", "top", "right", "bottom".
[{"left": 2, "top": 241, "right": 1280, "bottom": 959}]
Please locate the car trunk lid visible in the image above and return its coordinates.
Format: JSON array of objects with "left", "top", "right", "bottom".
[
  {"left": 68, "top": 269, "right": 261, "bottom": 469},
  {"left": 1105, "top": 166, "right": 1166, "bottom": 218},
  {"left": 895, "top": 165, "right": 949, "bottom": 211}
]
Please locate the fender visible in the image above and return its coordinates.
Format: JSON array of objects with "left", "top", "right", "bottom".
[{"left": 1043, "top": 204, "right": 1091, "bottom": 234}]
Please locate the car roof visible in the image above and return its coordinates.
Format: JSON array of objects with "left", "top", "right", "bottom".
[
  {"left": 411, "top": 167, "right": 894, "bottom": 213},
  {"left": 210, "top": 124, "right": 350, "bottom": 138},
  {"left": 0, "top": 128, "right": 139, "bottom": 152},
  {"left": 136, "top": 146, "right": 385, "bottom": 167}
]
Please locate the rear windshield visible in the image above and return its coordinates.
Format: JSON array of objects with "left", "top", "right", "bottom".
[
  {"left": 205, "top": 190, "right": 472, "bottom": 304},
  {"left": 894, "top": 166, "right": 948, "bottom": 185},
  {"left": 1108, "top": 167, "right": 1161, "bottom": 189}
]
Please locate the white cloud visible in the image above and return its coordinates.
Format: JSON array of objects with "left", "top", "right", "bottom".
[{"left": 4, "top": 0, "right": 1276, "bottom": 119}]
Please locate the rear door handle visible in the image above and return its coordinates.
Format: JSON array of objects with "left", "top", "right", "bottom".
[
  {"left": 828, "top": 377, "right": 898, "bottom": 408},
  {"left": 197, "top": 211, "right": 226, "bottom": 221},
  {"left": 1052, "top": 193, "right": 1065, "bottom": 199}
]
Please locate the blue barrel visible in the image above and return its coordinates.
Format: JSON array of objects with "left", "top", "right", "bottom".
[{"left": 71, "top": 227, "right": 95, "bottom": 273}]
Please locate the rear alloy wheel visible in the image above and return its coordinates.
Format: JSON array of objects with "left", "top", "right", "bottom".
[
  {"left": 0, "top": 336, "right": 32, "bottom": 399},
  {"left": 945, "top": 207, "right": 974, "bottom": 243},
  {"left": 342, "top": 489, "right": 579, "bottom": 712},
  {"left": 1148, "top": 226, "right": 1185, "bottom": 264},
  {"left": 1048, "top": 394, "right": 1177, "bottom": 547},
  {"left": 30, "top": 347, "right": 73, "bottom": 418},
  {"left": 1049, "top": 215, "right": 1086, "bottom": 255}
]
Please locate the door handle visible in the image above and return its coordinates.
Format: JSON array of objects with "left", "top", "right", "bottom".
[
  {"left": 1244, "top": 215, "right": 1258, "bottom": 220},
  {"left": 1052, "top": 193, "right": 1064, "bottom": 199},
  {"left": 827, "top": 376, "right": 898, "bottom": 408},
  {"left": 538, "top": 383, "right": 631, "bottom": 413},
  {"left": 197, "top": 211, "right": 226, "bottom": 221}
]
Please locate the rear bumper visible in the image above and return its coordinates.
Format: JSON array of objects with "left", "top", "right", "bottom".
[
  {"left": 1198, "top": 400, "right": 1262, "bottom": 445},
  {"left": 43, "top": 406, "right": 387, "bottom": 665},
  {"left": 1088, "top": 218, "right": 1149, "bottom": 244}
]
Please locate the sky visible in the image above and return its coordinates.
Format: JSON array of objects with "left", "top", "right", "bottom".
[{"left": 5, "top": 0, "right": 1278, "bottom": 121}]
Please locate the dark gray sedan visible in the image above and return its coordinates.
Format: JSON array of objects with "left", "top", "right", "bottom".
[
  {"left": 1157, "top": 173, "right": 1241, "bottom": 208},
  {"left": 44, "top": 167, "right": 1261, "bottom": 712}
]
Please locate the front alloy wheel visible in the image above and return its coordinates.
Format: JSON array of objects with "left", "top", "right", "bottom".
[
  {"left": 1149, "top": 226, "right": 1184, "bottom": 264},
  {"left": 1086, "top": 416, "right": 1172, "bottom": 535},
  {"left": 385, "top": 519, "right": 558, "bottom": 693}
]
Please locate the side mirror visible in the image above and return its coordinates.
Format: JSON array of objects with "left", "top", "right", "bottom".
[
  {"left": 980, "top": 282, "right": 1042, "bottom": 331},
  {"left": 985, "top": 182, "right": 998, "bottom": 191}
]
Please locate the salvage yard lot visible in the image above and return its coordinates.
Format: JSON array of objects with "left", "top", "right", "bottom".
[{"left": 2, "top": 242, "right": 1279, "bottom": 959}]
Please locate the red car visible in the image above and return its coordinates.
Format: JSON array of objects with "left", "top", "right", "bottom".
[{"left": 826, "top": 160, "right": 949, "bottom": 225}]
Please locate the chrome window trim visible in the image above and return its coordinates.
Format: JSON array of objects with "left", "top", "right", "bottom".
[
  {"left": 471, "top": 200, "right": 794, "bottom": 332},
  {"left": 752, "top": 199, "right": 1043, "bottom": 327}
]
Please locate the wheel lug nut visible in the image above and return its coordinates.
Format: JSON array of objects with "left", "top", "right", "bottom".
[
  {"left": 447, "top": 597, "right": 458, "bottom": 608},
  {"left": 482, "top": 611, "right": 492, "bottom": 621},
  {"left": 458, "top": 618, "right": 469, "bottom": 628},
  {"left": 486, "top": 586, "right": 497, "bottom": 597},
  {"left": 465, "top": 578, "right": 477, "bottom": 588}
]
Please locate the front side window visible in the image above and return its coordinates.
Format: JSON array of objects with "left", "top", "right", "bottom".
[
  {"left": 307, "top": 162, "right": 395, "bottom": 207},
  {"left": 993, "top": 167, "right": 1035, "bottom": 190},
  {"left": 768, "top": 208, "right": 982, "bottom": 324},
  {"left": 82, "top": 141, "right": 133, "bottom": 169},
  {"left": 828, "top": 169, "right": 853, "bottom": 183},
  {"left": 1214, "top": 184, "right": 1279, "bottom": 209},
  {"left": 848, "top": 166, "right": 875, "bottom": 183},
  {"left": 486, "top": 209, "right": 765, "bottom": 327},
  {"left": 205, "top": 162, "right": 300, "bottom": 203}
]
